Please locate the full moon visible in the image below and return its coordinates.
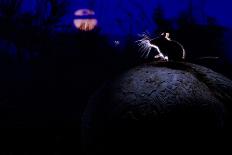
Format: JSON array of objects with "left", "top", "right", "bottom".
[{"left": 73, "top": 9, "right": 98, "bottom": 31}]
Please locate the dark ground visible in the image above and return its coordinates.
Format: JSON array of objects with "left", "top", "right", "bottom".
[{"left": 0, "top": 33, "right": 232, "bottom": 154}]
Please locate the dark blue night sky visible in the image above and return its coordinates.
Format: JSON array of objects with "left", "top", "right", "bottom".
[
  {"left": 1, "top": 0, "right": 232, "bottom": 60},
  {"left": 18, "top": 0, "right": 232, "bottom": 61},
  {"left": 69, "top": 0, "right": 232, "bottom": 59},
  {"left": 21, "top": 0, "right": 232, "bottom": 34}
]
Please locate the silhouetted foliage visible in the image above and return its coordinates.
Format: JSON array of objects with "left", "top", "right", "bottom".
[
  {"left": 0, "top": 0, "right": 69, "bottom": 55},
  {"left": 0, "top": 0, "right": 23, "bottom": 17},
  {"left": 153, "top": 3, "right": 173, "bottom": 33}
]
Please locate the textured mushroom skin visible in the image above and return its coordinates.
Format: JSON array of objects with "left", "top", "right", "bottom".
[{"left": 82, "top": 62, "right": 232, "bottom": 154}]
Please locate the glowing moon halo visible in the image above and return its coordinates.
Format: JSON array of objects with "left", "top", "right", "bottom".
[{"left": 73, "top": 9, "right": 98, "bottom": 31}]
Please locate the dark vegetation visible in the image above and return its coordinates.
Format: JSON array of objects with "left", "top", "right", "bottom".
[{"left": 0, "top": 0, "right": 231, "bottom": 154}]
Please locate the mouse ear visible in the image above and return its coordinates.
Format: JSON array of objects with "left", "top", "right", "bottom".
[{"left": 160, "top": 32, "right": 168, "bottom": 37}]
